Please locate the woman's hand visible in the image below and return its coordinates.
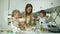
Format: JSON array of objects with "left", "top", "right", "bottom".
[
  {"left": 8, "top": 18, "right": 13, "bottom": 22},
  {"left": 34, "top": 18, "right": 39, "bottom": 21}
]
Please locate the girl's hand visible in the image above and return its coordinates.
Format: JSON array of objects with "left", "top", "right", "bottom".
[
  {"left": 8, "top": 18, "right": 14, "bottom": 22},
  {"left": 8, "top": 17, "right": 16, "bottom": 22},
  {"left": 46, "top": 18, "right": 48, "bottom": 23}
]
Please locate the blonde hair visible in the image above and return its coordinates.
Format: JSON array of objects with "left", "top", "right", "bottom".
[{"left": 12, "top": 9, "right": 21, "bottom": 18}]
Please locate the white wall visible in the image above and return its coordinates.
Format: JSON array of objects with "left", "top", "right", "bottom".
[
  {"left": 26, "top": 0, "right": 60, "bottom": 12},
  {"left": 9, "top": 0, "right": 26, "bottom": 14},
  {"left": 0, "top": 0, "right": 8, "bottom": 29},
  {"left": 8, "top": 0, "right": 60, "bottom": 13}
]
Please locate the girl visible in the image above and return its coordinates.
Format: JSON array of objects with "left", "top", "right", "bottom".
[
  {"left": 8, "top": 9, "right": 21, "bottom": 33},
  {"left": 39, "top": 10, "right": 48, "bottom": 31},
  {"left": 8, "top": 9, "right": 21, "bottom": 27},
  {"left": 9, "top": 10, "right": 26, "bottom": 30},
  {"left": 8, "top": 10, "right": 21, "bottom": 22}
]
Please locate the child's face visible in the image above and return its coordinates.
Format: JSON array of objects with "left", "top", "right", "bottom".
[
  {"left": 40, "top": 13, "right": 44, "bottom": 17},
  {"left": 14, "top": 12, "right": 19, "bottom": 19}
]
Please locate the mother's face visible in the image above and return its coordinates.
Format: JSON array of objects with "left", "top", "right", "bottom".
[{"left": 26, "top": 7, "right": 32, "bottom": 14}]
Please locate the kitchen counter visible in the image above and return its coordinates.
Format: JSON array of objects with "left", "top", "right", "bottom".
[{"left": 0, "top": 29, "right": 50, "bottom": 34}]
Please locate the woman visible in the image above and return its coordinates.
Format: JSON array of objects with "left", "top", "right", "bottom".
[
  {"left": 24, "top": 4, "right": 33, "bottom": 27},
  {"left": 18, "top": 4, "right": 33, "bottom": 30}
]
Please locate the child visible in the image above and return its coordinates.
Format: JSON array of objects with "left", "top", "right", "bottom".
[
  {"left": 39, "top": 10, "right": 48, "bottom": 31},
  {"left": 9, "top": 10, "right": 26, "bottom": 30},
  {"left": 9, "top": 10, "right": 22, "bottom": 26},
  {"left": 8, "top": 9, "right": 21, "bottom": 22},
  {"left": 8, "top": 9, "right": 21, "bottom": 33}
]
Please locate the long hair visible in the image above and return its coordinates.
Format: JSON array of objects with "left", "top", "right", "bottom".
[
  {"left": 25, "top": 4, "right": 33, "bottom": 26},
  {"left": 25, "top": 4, "right": 33, "bottom": 15}
]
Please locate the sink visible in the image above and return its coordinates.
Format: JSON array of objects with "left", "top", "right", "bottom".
[{"left": 48, "top": 28, "right": 60, "bottom": 33}]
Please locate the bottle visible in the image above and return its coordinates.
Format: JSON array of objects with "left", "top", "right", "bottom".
[
  {"left": 32, "top": 19, "right": 36, "bottom": 26},
  {"left": 40, "top": 22, "right": 43, "bottom": 32},
  {"left": 7, "top": 30, "right": 13, "bottom": 34},
  {"left": 34, "top": 19, "right": 36, "bottom": 26}
]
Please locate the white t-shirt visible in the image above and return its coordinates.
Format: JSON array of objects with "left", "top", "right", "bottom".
[{"left": 39, "top": 17, "right": 48, "bottom": 28}]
